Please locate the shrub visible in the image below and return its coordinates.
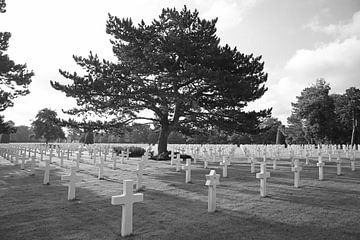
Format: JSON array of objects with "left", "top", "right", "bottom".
[
  {"left": 112, "top": 146, "right": 146, "bottom": 157},
  {"left": 84, "top": 131, "right": 94, "bottom": 144},
  {"left": 150, "top": 151, "right": 193, "bottom": 161},
  {"left": 0, "top": 134, "right": 10, "bottom": 143}
]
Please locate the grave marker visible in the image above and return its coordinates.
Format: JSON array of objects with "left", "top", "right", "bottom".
[
  {"left": 256, "top": 162, "right": 270, "bottom": 197},
  {"left": 97, "top": 156, "right": 105, "bottom": 180},
  {"left": 291, "top": 159, "right": 302, "bottom": 188},
  {"left": 336, "top": 154, "right": 342, "bottom": 176},
  {"left": 205, "top": 170, "right": 220, "bottom": 212},
  {"left": 317, "top": 158, "right": 325, "bottom": 181},
  {"left": 29, "top": 156, "right": 38, "bottom": 176},
  {"left": 220, "top": 156, "right": 230, "bottom": 178},
  {"left": 111, "top": 180, "right": 144, "bottom": 237},
  {"left": 43, "top": 159, "right": 51, "bottom": 185},
  {"left": 136, "top": 161, "right": 144, "bottom": 191},
  {"left": 61, "top": 167, "right": 83, "bottom": 200},
  {"left": 175, "top": 153, "right": 181, "bottom": 172},
  {"left": 182, "top": 158, "right": 192, "bottom": 183}
]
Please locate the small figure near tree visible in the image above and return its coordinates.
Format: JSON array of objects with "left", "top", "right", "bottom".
[{"left": 31, "top": 108, "right": 65, "bottom": 144}]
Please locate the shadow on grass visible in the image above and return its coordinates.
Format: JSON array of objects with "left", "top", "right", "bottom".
[{"left": 1, "top": 158, "right": 360, "bottom": 240}]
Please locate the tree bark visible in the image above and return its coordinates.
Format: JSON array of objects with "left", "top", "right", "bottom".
[
  {"left": 351, "top": 116, "right": 356, "bottom": 146},
  {"left": 158, "top": 124, "right": 171, "bottom": 154}
]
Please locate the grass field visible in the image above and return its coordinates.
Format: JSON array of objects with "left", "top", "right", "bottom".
[{"left": 1, "top": 153, "right": 360, "bottom": 240}]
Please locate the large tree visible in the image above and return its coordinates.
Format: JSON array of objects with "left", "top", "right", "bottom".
[
  {"left": 288, "top": 79, "right": 335, "bottom": 144},
  {"left": 0, "top": 0, "right": 33, "bottom": 111},
  {"left": 51, "top": 6, "right": 271, "bottom": 154},
  {"left": 31, "top": 108, "right": 65, "bottom": 144},
  {"left": 332, "top": 87, "right": 360, "bottom": 145}
]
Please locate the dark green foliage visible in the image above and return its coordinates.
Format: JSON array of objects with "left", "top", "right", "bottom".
[
  {"left": 332, "top": 87, "right": 360, "bottom": 145},
  {"left": 0, "top": 0, "right": 5, "bottom": 13},
  {"left": 150, "top": 151, "right": 193, "bottom": 161},
  {"left": 10, "top": 125, "right": 33, "bottom": 142},
  {"left": 51, "top": 6, "right": 271, "bottom": 154},
  {"left": 31, "top": 108, "right": 65, "bottom": 144},
  {"left": 0, "top": 115, "right": 15, "bottom": 134},
  {"left": 0, "top": 133, "right": 10, "bottom": 143},
  {"left": 84, "top": 131, "right": 94, "bottom": 144},
  {"left": 0, "top": 1, "right": 33, "bottom": 111},
  {"left": 112, "top": 146, "right": 146, "bottom": 157},
  {"left": 287, "top": 79, "right": 335, "bottom": 144}
]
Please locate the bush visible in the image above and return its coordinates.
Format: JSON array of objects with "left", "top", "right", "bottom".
[
  {"left": 0, "top": 134, "right": 10, "bottom": 143},
  {"left": 84, "top": 131, "right": 94, "bottom": 144},
  {"left": 150, "top": 151, "right": 193, "bottom": 161},
  {"left": 112, "top": 146, "right": 146, "bottom": 157}
]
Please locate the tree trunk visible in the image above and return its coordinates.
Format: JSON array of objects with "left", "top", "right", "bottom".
[
  {"left": 158, "top": 124, "right": 171, "bottom": 154},
  {"left": 351, "top": 117, "right": 356, "bottom": 146}
]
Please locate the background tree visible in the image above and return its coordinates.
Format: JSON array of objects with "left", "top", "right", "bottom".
[
  {"left": 288, "top": 79, "right": 335, "bottom": 144},
  {"left": 0, "top": 118, "right": 14, "bottom": 143},
  {"left": 251, "top": 117, "right": 281, "bottom": 144},
  {"left": 31, "top": 108, "right": 65, "bottom": 144},
  {"left": 83, "top": 130, "right": 94, "bottom": 144},
  {"left": 0, "top": 0, "right": 33, "bottom": 111},
  {"left": 286, "top": 114, "right": 309, "bottom": 144},
  {"left": 52, "top": 6, "right": 270, "bottom": 154},
  {"left": 0, "top": 115, "right": 15, "bottom": 134},
  {"left": 332, "top": 87, "right": 360, "bottom": 145},
  {"left": 10, "top": 125, "right": 33, "bottom": 142}
]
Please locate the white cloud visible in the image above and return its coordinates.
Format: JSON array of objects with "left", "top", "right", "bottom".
[
  {"left": 250, "top": 10, "right": 360, "bottom": 125},
  {"left": 202, "top": 0, "right": 261, "bottom": 30},
  {"left": 306, "top": 10, "right": 360, "bottom": 39}
]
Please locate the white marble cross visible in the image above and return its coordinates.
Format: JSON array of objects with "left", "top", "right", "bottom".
[
  {"left": 49, "top": 148, "right": 55, "bottom": 163},
  {"left": 75, "top": 152, "right": 81, "bottom": 171},
  {"left": 317, "top": 158, "right": 325, "bottom": 181},
  {"left": 291, "top": 159, "right": 302, "bottom": 188},
  {"left": 111, "top": 180, "right": 144, "bottom": 237},
  {"left": 97, "top": 156, "right": 105, "bottom": 180},
  {"left": 43, "top": 159, "right": 52, "bottom": 185},
  {"left": 61, "top": 167, "right": 83, "bottom": 200},
  {"left": 112, "top": 155, "right": 118, "bottom": 170},
  {"left": 93, "top": 150, "right": 98, "bottom": 165},
  {"left": 119, "top": 151, "right": 125, "bottom": 164},
  {"left": 29, "top": 156, "right": 38, "bottom": 176},
  {"left": 336, "top": 150, "right": 342, "bottom": 176},
  {"left": 136, "top": 161, "right": 144, "bottom": 191},
  {"left": 40, "top": 148, "right": 44, "bottom": 161},
  {"left": 182, "top": 158, "right": 192, "bottom": 183},
  {"left": 20, "top": 154, "right": 27, "bottom": 170},
  {"left": 205, "top": 170, "right": 220, "bottom": 212},
  {"left": 350, "top": 150, "right": 356, "bottom": 171},
  {"left": 220, "top": 156, "right": 230, "bottom": 178},
  {"left": 175, "top": 153, "right": 181, "bottom": 172},
  {"left": 336, "top": 154, "right": 342, "bottom": 176},
  {"left": 256, "top": 162, "right": 270, "bottom": 197},
  {"left": 272, "top": 158, "right": 277, "bottom": 170},
  {"left": 305, "top": 151, "right": 310, "bottom": 165},
  {"left": 249, "top": 157, "right": 256, "bottom": 173},
  {"left": 60, "top": 150, "right": 65, "bottom": 167},
  {"left": 170, "top": 150, "right": 175, "bottom": 166}
]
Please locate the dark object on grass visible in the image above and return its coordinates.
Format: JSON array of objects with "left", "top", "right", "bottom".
[
  {"left": 112, "top": 146, "right": 146, "bottom": 157},
  {"left": 150, "top": 151, "right": 193, "bottom": 161}
]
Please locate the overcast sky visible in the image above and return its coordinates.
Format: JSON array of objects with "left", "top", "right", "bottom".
[{"left": 1, "top": 0, "right": 360, "bottom": 126}]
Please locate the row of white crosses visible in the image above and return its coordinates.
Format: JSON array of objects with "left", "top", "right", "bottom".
[{"left": 1, "top": 144, "right": 145, "bottom": 237}]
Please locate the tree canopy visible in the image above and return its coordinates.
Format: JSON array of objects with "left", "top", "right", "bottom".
[
  {"left": 287, "top": 79, "right": 360, "bottom": 145},
  {"left": 51, "top": 6, "right": 271, "bottom": 153},
  {"left": 31, "top": 108, "right": 65, "bottom": 144},
  {"left": 0, "top": 0, "right": 34, "bottom": 111},
  {"left": 287, "top": 79, "right": 335, "bottom": 144}
]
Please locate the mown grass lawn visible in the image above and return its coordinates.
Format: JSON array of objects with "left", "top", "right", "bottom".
[{"left": 1, "top": 154, "right": 359, "bottom": 240}]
